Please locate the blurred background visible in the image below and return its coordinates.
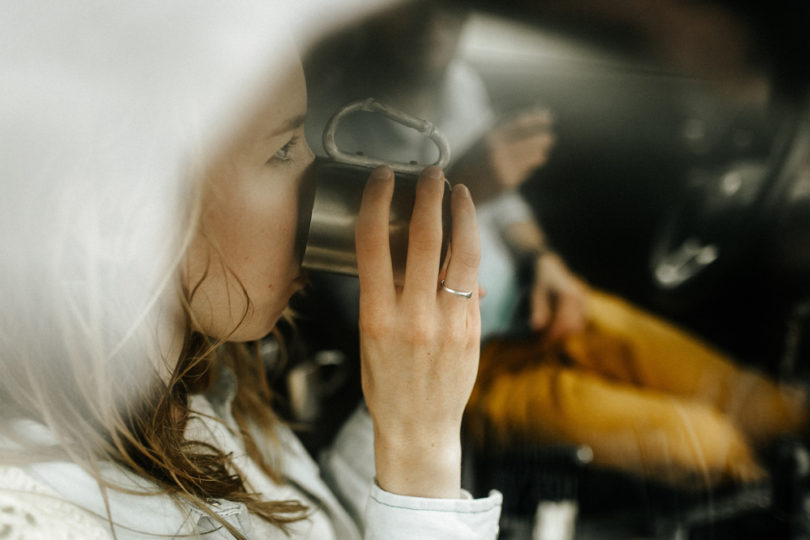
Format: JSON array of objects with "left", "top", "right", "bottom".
[
  {"left": 284, "top": 1, "right": 810, "bottom": 538},
  {"left": 445, "top": 1, "right": 810, "bottom": 370}
]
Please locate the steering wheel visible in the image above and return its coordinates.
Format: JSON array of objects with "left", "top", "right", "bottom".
[{"left": 650, "top": 98, "right": 809, "bottom": 292}]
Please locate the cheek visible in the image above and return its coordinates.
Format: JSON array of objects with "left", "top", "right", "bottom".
[
  {"left": 212, "top": 187, "right": 296, "bottom": 294},
  {"left": 246, "top": 208, "right": 297, "bottom": 292},
  {"left": 183, "top": 233, "right": 242, "bottom": 339},
  {"left": 236, "top": 183, "right": 298, "bottom": 269},
  {"left": 184, "top": 180, "right": 300, "bottom": 339},
  {"left": 206, "top": 166, "right": 288, "bottom": 245}
]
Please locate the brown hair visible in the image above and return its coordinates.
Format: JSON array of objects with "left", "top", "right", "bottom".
[
  {"left": 109, "top": 253, "right": 312, "bottom": 537},
  {"left": 0, "top": 263, "right": 309, "bottom": 539},
  {"left": 125, "top": 331, "right": 310, "bottom": 537}
]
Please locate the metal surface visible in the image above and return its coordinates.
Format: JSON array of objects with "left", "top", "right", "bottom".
[
  {"left": 297, "top": 100, "right": 453, "bottom": 284},
  {"left": 299, "top": 158, "right": 451, "bottom": 284},
  {"left": 322, "top": 98, "right": 451, "bottom": 173}
]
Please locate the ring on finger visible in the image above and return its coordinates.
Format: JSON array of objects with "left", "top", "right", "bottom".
[{"left": 439, "top": 280, "right": 473, "bottom": 299}]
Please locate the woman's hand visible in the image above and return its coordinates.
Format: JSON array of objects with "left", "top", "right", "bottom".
[{"left": 356, "top": 165, "right": 481, "bottom": 498}]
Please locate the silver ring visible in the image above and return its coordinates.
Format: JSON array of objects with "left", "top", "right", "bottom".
[{"left": 440, "top": 280, "right": 473, "bottom": 299}]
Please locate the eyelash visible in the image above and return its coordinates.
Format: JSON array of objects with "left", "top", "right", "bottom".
[{"left": 270, "top": 135, "right": 299, "bottom": 163}]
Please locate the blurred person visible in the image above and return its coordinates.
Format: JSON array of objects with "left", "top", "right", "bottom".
[
  {"left": 467, "top": 290, "right": 808, "bottom": 487},
  {"left": 304, "top": 0, "right": 809, "bottom": 489},
  {"left": 0, "top": 2, "right": 503, "bottom": 538},
  {"left": 460, "top": 0, "right": 810, "bottom": 488}
]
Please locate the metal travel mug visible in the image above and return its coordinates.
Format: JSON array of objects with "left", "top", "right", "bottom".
[
  {"left": 295, "top": 99, "right": 453, "bottom": 284},
  {"left": 296, "top": 158, "right": 451, "bottom": 284}
]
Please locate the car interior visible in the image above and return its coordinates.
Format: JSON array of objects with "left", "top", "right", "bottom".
[{"left": 275, "top": 2, "right": 810, "bottom": 538}]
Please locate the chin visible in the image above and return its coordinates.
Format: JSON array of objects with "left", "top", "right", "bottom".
[
  {"left": 215, "top": 307, "right": 280, "bottom": 342},
  {"left": 226, "top": 289, "right": 295, "bottom": 342},
  {"left": 227, "top": 324, "right": 276, "bottom": 342},
  {"left": 254, "top": 306, "right": 288, "bottom": 340}
]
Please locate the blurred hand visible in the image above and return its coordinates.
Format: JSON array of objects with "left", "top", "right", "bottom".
[
  {"left": 530, "top": 252, "right": 588, "bottom": 341},
  {"left": 355, "top": 165, "right": 481, "bottom": 498},
  {"left": 486, "top": 107, "right": 555, "bottom": 190}
]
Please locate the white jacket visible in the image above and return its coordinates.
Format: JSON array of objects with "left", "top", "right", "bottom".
[{"left": 0, "top": 374, "right": 501, "bottom": 539}]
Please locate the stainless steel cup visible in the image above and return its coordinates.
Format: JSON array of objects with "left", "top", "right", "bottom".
[{"left": 296, "top": 157, "right": 452, "bottom": 285}]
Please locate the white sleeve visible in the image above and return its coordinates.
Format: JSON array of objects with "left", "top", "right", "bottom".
[
  {"left": 364, "top": 484, "right": 502, "bottom": 540},
  {"left": 320, "top": 405, "right": 502, "bottom": 539},
  {"left": 319, "top": 404, "right": 377, "bottom": 529}
]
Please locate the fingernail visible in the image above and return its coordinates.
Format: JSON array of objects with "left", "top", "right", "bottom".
[
  {"left": 372, "top": 165, "right": 393, "bottom": 180},
  {"left": 453, "top": 184, "right": 470, "bottom": 198},
  {"left": 424, "top": 166, "right": 443, "bottom": 180}
]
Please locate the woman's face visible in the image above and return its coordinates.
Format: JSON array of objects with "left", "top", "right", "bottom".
[{"left": 184, "top": 56, "right": 314, "bottom": 341}]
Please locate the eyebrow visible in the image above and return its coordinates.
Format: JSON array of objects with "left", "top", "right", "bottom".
[{"left": 264, "top": 114, "right": 307, "bottom": 140}]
